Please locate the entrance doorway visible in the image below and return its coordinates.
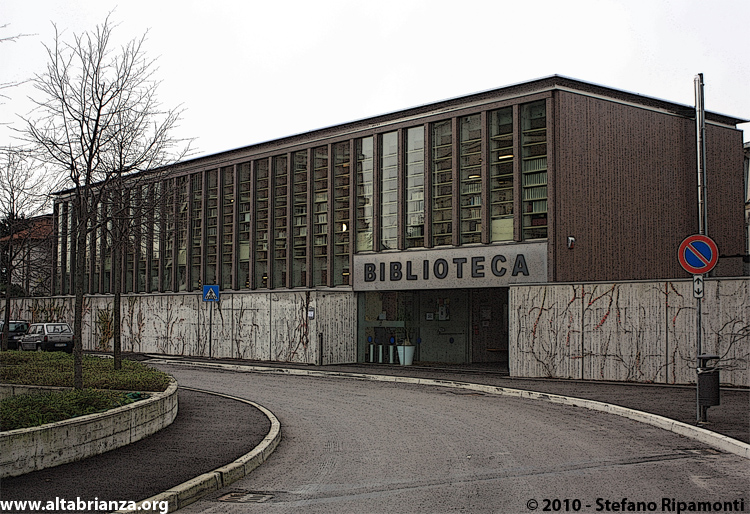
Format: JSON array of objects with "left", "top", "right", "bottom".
[
  {"left": 358, "top": 288, "right": 508, "bottom": 368},
  {"left": 470, "top": 288, "right": 509, "bottom": 370}
]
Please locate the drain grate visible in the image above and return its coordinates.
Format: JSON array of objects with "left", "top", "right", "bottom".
[{"left": 218, "top": 491, "right": 274, "bottom": 503}]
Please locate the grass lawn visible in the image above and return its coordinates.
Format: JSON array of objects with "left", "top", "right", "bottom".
[{"left": 0, "top": 351, "right": 172, "bottom": 431}]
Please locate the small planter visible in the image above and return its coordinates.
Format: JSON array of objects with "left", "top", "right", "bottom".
[{"left": 396, "top": 344, "right": 415, "bottom": 366}]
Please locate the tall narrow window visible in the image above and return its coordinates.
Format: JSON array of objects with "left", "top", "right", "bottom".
[
  {"left": 432, "top": 120, "right": 453, "bottom": 246},
  {"left": 162, "top": 180, "right": 174, "bottom": 291},
  {"left": 102, "top": 203, "right": 112, "bottom": 294},
  {"left": 137, "top": 187, "right": 148, "bottom": 292},
  {"left": 490, "top": 107, "right": 514, "bottom": 241},
  {"left": 177, "top": 176, "right": 188, "bottom": 291},
  {"left": 190, "top": 173, "right": 203, "bottom": 289},
  {"left": 292, "top": 151, "right": 308, "bottom": 287},
  {"left": 333, "top": 142, "right": 350, "bottom": 285},
  {"left": 92, "top": 203, "right": 102, "bottom": 293},
  {"left": 238, "top": 163, "right": 251, "bottom": 289},
  {"left": 460, "top": 115, "right": 482, "bottom": 244},
  {"left": 405, "top": 127, "right": 425, "bottom": 248},
  {"left": 125, "top": 189, "right": 136, "bottom": 292},
  {"left": 55, "top": 204, "right": 64, "bottom": 294},
  {"left": 255, "top": 159, "right": 270, "bottom": 288},
  {"left": 313, "top": 147, "right": 328, "bottom": 286},
  {"left": 273, "top": 155, "right": 288, "bottom": 289},
  {"left": 204, "top": 170, "right": 218, "bottom": 286},
  {"left": 522, "top": 101, "right": 547, "bottom": 239},
  {"left": 221, "top": 166, "right": 234, "bottom": 290},
  {"left": 355, "top": 137, "right": 374, "bottom": 252},
  {"left": 150, "top": 183, "right": 161, "bottom": 292},
  {"left": 380, "top": 132, "right": 398, "bottom": 250}
]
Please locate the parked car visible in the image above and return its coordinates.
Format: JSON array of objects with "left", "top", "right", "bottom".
[
  {"left": 20, "top": 323, "right": 74, "bottom": 353},
  {"left": 0, "top": 320, "right": 31, "bottom": 350}
]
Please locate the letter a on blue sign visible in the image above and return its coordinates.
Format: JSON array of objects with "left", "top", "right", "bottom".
[{"left": 203, "top": 285, "right": 220, "bottom": 302}]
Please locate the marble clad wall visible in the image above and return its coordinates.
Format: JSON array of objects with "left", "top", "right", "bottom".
[{"left": 510, "top": 279, "right": 749, "bottom": 386}]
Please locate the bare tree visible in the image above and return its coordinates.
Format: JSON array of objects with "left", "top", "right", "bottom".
[
  {"left": 20, "top": 16, "right": 189, "bottom": 387},
  {"left": 0, "top": 147, "right": 51, "bottom": 350},
  {"left": 1, "top": 24, "right": 34, "bottom": 108}
]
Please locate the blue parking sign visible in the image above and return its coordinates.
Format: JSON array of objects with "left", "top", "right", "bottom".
[{"left": 202, "top": 285, "right": 220, "bottom": 302}]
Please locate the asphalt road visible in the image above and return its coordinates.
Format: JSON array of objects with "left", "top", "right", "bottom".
[{"left": 155, "top": 363, "right": 750, "bottom": 514}]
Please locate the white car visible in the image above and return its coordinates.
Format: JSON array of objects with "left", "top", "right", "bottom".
[{"left": 20, "top": 323, "right": 74, "bottom": 353}]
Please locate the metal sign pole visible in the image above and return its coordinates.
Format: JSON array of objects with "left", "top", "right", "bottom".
[{"left": 694, "top": 74, "right": 707, "bottom": 423}]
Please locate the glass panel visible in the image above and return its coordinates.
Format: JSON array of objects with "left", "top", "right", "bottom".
[
  {"left": 432, "top": 120, "right": 453, "bottom": 246},
  {"left": 255, "top": 159, "right": 270, "bottom": 288},
  {"left": 190, "top": 173, "right": 203, "bottom": 289},
  {"left": 292, "top": 151, "right": 308, "bottom": 287},
  {"left": 490, "top": 107, "right": 514, "bottom": 242},
  {"left": 405, "top": 127, "right": 425, "bottom": 249},
  {"left": 65, "top": 203, "right": 72, "bottom": 293},
  {"left": 273, "top": 155, "right": 288, "bottom": 289},
  {"left": 221, "top": 166, "right": 234, "bottom": 290},
  {"left": 333, "top": 142, "right": 350, "bottom": 286},
  {"left": 176, "top": 176, "right": 188, "bottom": 291},
  {"left": 91, "top": 203, "right": 101, "bottom": 293},
  {"left": 238, "top": 163, "right": 251, "bottom": 289},
  {"left": 204, "top": 169, "right": 218, "bottom": 286},
  {"left": 150, "top": 183, "right": 161, "bottom": 292},
  {"left": 522, "top": 101, "right": 547, "bottom": 240},
  {"left": 355, "top": 137, "right": 374, "bottom": 252},
  {"left": 125, "top": 189, "right": 137, "bottom": 292},
  {"left": 137, "top": 187, "right": 148, "bottom": 293},
  {"left": 380, "top": 131, "right": 398, "bottom": 250},
  {"left": 85, "top": 213, "right": 93, "bottom": 294},
  {"left": 102, "top": 203, "right": 112, "bottom": 294},
  {"left": 459, "top": 115, "right": 482, "bottom": 244},
  {"left": 313, "top": 146, "right": 328, "bottom": 286},
  {"left": 162, "top": 180, "right": 174, "bottom": 291}
]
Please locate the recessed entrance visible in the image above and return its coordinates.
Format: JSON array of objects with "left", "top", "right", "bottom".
[{"left": 358, "top": 288, "right": 508, "bottom": 370}]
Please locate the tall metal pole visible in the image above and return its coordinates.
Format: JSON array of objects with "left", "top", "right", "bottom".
[
  {"left": 208, "top": 302, "right": 213, "bottom": 359},
  {"left": 695, "top": 73, "right": 708, "bottom": 237},
  {"left": 694, "top": 73, "right": 707, "bottom": 422}
]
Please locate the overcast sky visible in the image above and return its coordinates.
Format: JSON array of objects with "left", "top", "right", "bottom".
[{"left": 2, "top": 0, "right": 748, "bottom": 158}]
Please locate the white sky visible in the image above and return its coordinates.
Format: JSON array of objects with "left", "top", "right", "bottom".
[{"left": 1, "top": 0, "right": 748, "bottom": 158}]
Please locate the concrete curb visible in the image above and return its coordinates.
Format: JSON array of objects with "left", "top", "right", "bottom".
[
  {"left": 150, "top": 359, "right": 750, "bottom": 461},
  {"left": 116, "top": 387, "right": 282, "bottom": 514},
  {"left": 0, "top": 380, "right": 179, "bottom": 478}
]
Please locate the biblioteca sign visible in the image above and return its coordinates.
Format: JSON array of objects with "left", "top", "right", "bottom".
[{"left": 352, "top": 243, "right": 547, "bottom": 291}]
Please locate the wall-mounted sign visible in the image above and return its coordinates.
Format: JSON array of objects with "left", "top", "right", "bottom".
[{"left": 352, "top": 243, "right": 547, "bottom": 291}]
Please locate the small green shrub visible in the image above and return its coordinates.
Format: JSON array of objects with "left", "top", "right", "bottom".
[
  {"left": 0, "top": 352, "right": 173, "bottom": 431},
  {"left": 0, "top": 351, "right": 171, "bottom": 392},
  {"left": 0, "top": 389, "right": 140, "bottom": 431}
]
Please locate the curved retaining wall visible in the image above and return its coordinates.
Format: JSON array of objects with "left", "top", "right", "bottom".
[{"left": 0, "top": 380, "right": 178, "bottom": 478}]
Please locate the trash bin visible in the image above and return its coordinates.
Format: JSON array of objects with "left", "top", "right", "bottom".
[{"left": 697, "top": 354, "right": 720, "bottom": 407}]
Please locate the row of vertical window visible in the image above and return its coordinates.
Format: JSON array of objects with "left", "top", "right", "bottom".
[{"left": 53, "top": 100, "right": 546, "bottom": 294}]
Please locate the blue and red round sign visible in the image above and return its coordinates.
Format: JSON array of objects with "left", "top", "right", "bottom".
[{"left": 678, "top": 234, "right": 719, "bottom": 275}]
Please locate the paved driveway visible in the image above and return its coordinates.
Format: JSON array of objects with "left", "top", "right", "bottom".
[{"left": 156, "top": 363, "right": 749, "bottom": 514}]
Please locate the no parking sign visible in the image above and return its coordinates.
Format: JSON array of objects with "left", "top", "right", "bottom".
[{"left": 678, "top": 234, "right": 718, "bottom": 275}]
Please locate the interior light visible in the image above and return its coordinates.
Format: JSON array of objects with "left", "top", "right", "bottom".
[
  {"left": 468, "top": 173, "right": 480, "bottom": 179},
  {"left": 342, "top": 223, "right": 348, "bottom": 232}
]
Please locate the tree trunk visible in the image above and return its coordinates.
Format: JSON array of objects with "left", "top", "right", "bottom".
[
  {"left": 2, "top": 249, "right": 11, "bottom": 351},
  {"left": 73, "top": 195, "right": 87, "bottom": 390},
  {"left": 113, "top": 222, "right": 122, "bottom": 370}
]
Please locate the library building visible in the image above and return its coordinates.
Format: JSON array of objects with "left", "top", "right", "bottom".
[{"left": 48, "top": 75, "right": 749, "bottom": 384}]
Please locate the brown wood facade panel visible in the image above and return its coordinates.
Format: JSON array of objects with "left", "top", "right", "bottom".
[{"left": 552, "top": 90, "right": 745, "bottom": 281}]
